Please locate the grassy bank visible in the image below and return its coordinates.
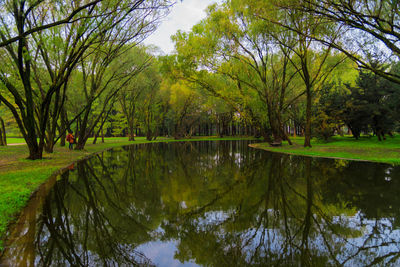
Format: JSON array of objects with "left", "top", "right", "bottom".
[
  {"left": 3, "top": 135, "right": 396, "bottom": 251},
  {"left": 0, "top": 136, "right": 256, "bottom": 250},
  {"left": 252, "top": 135, "right": 400, "bottom": 164}
]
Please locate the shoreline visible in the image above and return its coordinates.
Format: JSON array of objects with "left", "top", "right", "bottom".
[
  {"left": 250, "top": 137, "right": 400, "bottom": 165},
  {"left": 0, "top": 137, "right": 257, "bottom": 252},
  {"left": 2, "top": 135, "right": 399, "bottom": 254},
  {"left": 249, "top": 144, "right": 377, "bottom": 163}
]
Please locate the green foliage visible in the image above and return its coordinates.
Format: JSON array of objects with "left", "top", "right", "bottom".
[
  {"left": 313, "top": 83, "right": 346, "bottom": 141},
  {"left": 342, "top": 66, "right": 400, "bottom": 139}
]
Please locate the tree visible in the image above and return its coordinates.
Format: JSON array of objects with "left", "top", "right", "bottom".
[
  {"left": 161, "top": 55, "right": 262, "bottom": 138},
  {"left": 297, "top": 0, "right": 400, "bottom": 85},
  {"left": 0, "top": 0, "right": 110, "bottom": 158},
  {"left": 162, "top": 80, "right": 201, "bottom": 139},
  {"left": 0, "top": 0, "right": 103, "bottom": 47},
  {"left": 0, "top": 102, "right": 7, "bottom": 145},
  {"left": 250, "top": 0, "right": 347, "bottom": 147},
  {"left": 73, "top": 43, "right": 151, "bottom": 150},
  {"left": 172, "top": 1, "right": 304, "bottom": 144},
  {"left": 312, "top": 83, "right": 345, "bottom": 141},
  {"left": 27, "top": 3, "right": 117, "bottom": 153},
  {"left": 0, "top": 0, "right": 173, "bottom": 158},
  {"left": 343, "top": 66, "right": 400, "bottom": 140},
  {"left": 119, "top": 47, "right": 158, "bottom": 141}
]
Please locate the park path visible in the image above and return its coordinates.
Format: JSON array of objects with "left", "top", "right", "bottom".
[{"left": 7, "top": 143, "right": 25, "bottom": 146}]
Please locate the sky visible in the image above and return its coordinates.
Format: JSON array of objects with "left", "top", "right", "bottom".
[{"left": 143, "top": 0, "right": 221, "bottom": 54}]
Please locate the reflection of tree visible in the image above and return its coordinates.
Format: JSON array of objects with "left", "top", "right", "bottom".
[
  {"left": 162, "top": 153, "right": 324, "bottom": 266},
  {"left": 5, "top": 141, "right": 399, "bottom": 266},
  {"left": 34, "top": 151, "right": 160, "bottom": 266},
  {"left": 159, "top": 150, "right": 400, "bottom": 266},
  {"left": 315, "top": 159, "right": 400, "bottom": 266}
]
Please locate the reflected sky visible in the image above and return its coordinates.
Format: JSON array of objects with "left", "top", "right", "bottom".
[{"left": 137, "top": 241, "right": 198, "bottom": 267}]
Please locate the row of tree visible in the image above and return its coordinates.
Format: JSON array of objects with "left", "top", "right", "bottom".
[
  {"left": 166, "top": 0, "right": 400, "bottom": 147},
  {"left": 1, "top": 0, "right": 400, "bottom": 160},
  {"left": 0, "top": 0, "right": 172, "bottom": 159}
]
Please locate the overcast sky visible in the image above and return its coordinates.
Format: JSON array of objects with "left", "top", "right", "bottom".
[{"left": 143, "top": 0, "right": 221, "bottom": 54}]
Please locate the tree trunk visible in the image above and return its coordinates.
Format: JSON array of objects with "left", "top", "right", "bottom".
[
  {"left": 75, "top": 117, "right": 80, "bottom": 140},
  {"left": 60, "top": 109, "right": 66, "bottom": 147},
  {"left": 0, "top": 124, "right": 3, "bottom": 146},
  {"left": 27, "top": 141, "right": 42, "bottom": 160},
  {"left": 293, "top": 121, "right": 297, "bottom": 138},
  {"left": 75, "top": 103, "right": 92, "bottom": 150},
  {"left": 0, "top": 117, "right": 6, "bottom": 146},
  {"left": 25, "top": 128, "right": 42, "bottom": 160},
  {"left": 44, "top": 141, "right": 54, "bottom": 153},
  {"left": 128, "top": 122, "right": 135, "bottom": 141},
  {"left": 152, "top": 128, "right": 159, "bottom": 141},
  {"left": 304, "top": 87, "right": 312, "bottom": 147},
  {"left": 174, "top": 124, "right": 183, "bottom": 139},
  {"left": 146, "top": 127, "right": 153, "bottom": 141},
  {"left": 267, "top": 107, "right": 283, "bottom": 144}
]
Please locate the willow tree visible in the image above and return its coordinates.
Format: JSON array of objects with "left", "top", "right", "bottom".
[
  {"left": 0, "top": 0, "right": 173, "bottom": 159},
  {"left": 28, "top": 1, "right": 131, "bottom": 153},
  {"left": 118, "top": 47, "right": 160, "bottom": 141},
  {"left": 245, "top": 0, "right": 346, "bottom": 147},
  {"left": 165, "top": 80, "right": 204, "bottom": 139},
  {"left": 0, "top": 0, "right": 109, "bottom": 158},
  {"left": 172, "top": 1, "right": 302, "bottom": 144},
  {"left": 298, "top": 0, "right": 400, "bottom": 85},
  {"left": 0, "top": 102, "right": 6, "bottom": 145},
  {"left": 73, "top": 43, "right": 153, "bottom": 150},
  {"left": 0, "top": 0, "right": 103, "bottom": 47}
]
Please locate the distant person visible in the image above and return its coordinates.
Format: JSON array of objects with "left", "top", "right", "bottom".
[
  {"left": 67, "top": 163, "right": 75, "bottom": 171},
  {"left": 66, "top": 130, "right": 75, "bottom": 150}
]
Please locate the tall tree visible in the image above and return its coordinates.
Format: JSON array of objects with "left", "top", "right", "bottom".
[
  {"left": 118, "top": 47, "right": 156, "bottom": 141},
  {"left": 0, "top": 0, "right": 173, "bottom": 158},
  {"left": 172, "top": 1, "right": 302, "bottom": 144},
  {"left": 251, "top": 0, "right": 346, "bottom": 146},
  {"left": 297, "top": 0, "right": 400, "bottom": 85},
  {"left": 165, "top": 80, "right": 202, "bottom": 139},
  {"left": 74, "top": 43, "right": 152, "bottom": 150},
  {"left": 0, "top": 0, "right": 103, "bottom": 47},
  {"left": 0, "top": 101, "right": 6, "bottom": 145}
]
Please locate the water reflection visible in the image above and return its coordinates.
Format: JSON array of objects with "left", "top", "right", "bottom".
[{"left": 2, "top": 141, "right": 400, "bottom": 266}]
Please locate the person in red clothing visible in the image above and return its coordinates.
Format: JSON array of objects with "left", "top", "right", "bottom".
[{"left": 66, "top": 130, "right": 75, "bottom": 150}]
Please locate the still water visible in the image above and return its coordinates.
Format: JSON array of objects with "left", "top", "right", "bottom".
[{"left": 2, "top": 140, "right": 400, "bottom": 266}]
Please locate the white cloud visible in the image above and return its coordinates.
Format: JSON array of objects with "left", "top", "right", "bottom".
[{"left": 143, "top": 0, "right": 221, "bottom": 54}]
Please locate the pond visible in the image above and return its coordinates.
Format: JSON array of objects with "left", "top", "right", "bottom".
[{"left": 2, "top": 140, "right": 400, "bottom": 266}]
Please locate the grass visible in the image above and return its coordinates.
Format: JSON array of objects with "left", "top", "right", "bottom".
[
  {"left": 251, "top": 135, "right": 400, "bottom": 165},
  {"left": 2, "top": 134, "right": 398, "bottom": 251},
  {"left": 4, "top": 137, "right": 25, "bottom": 144},
  {"left": 0, "top": 135, "right": 257, "bottom": 251}
]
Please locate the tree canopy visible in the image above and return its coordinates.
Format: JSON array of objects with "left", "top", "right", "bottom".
[{"left": 1, "top": 0, "right": 400, "bottom": 158}]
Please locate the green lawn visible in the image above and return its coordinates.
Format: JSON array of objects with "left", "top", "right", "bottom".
[
  {"left": 4, "top": 137, "right": 26, "bottom": 144},
  {"left": 0, "top": 136, "right": 256, "bottom": 251},
  {"left": 252, "top": 135, "right": 400, "bottom": 164}
]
